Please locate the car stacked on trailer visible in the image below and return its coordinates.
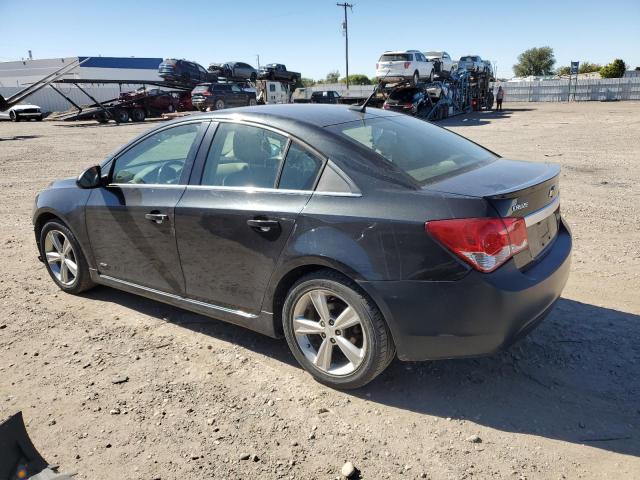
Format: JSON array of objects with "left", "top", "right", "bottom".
[{"left": 191, "top": 83, "right": 257, "bottom": 111}]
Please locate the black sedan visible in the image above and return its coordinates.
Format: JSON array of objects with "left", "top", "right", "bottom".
[{"left": 33, "top": 105, "right": 571, "bottom": 389}]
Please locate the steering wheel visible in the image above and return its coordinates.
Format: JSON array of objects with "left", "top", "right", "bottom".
[{"left": 156, "top": 160, "right": 184, "bottom": 184}]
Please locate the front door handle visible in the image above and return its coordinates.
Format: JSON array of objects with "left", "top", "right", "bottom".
[
  {"left": 145, "top": 212, "right": 169, "bottom": 224},
  {"left": 247, "top": 219, "right": 279, "bottom": 232}
]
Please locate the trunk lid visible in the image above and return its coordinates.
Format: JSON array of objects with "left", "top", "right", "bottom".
[{"left": 426, "top": 158, "right": 561, "bottom": 262}]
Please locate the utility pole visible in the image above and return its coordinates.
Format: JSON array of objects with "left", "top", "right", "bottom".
[
  {"left": 255, "top": 54, "right": 260, "bottom": 70},
  {"left": 337, "top": 3, "right": 353, "bottom": 89}
]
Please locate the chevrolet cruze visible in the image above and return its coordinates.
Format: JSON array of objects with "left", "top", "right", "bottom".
[{"left": 33, "top": 105, "right": 571, "bottom": 389}]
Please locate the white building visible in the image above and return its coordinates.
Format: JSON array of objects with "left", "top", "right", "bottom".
[{"left": 0, "top": 56, "right": 164, "bottom": 112}]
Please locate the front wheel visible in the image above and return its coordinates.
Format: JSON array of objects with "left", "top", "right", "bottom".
[
  {"left": 10, "top": 111, "right": 18, "bottom": 122},
  {"left": 214, "top": 99, "right": 225, "bottom": 110},
  {"left": 282, "top": 270, "right": 395, "bottom": 389},
  {"left": 39, "top": 220, "right": 95, "bottom": 294},
  {"left": 248, "top": 98, "right": 257, "bottom": 106},
  {"left": 429, "top": 70, "right": 434, "bottom": 82},
  {"left": 412, "top": 71, "right": 419, "bottom": 86}
]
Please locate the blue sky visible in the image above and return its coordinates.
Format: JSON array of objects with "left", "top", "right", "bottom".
[{"left": 1, "top": 0, "right": 638, "bottom": 79}]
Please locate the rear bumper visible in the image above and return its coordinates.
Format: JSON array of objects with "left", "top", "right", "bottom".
[{"left": 359, "top": 219, "right": 572, "bottom": 361}]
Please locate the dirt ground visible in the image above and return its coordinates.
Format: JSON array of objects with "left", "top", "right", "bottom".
[{"left": 1, "top": 102, "right": 639, "bottom": 480}]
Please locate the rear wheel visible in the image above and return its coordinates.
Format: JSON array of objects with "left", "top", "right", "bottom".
[
  {"left": 131, "top": 108, "right": 146, "bottom": 122},
  {"left": 429, "top": 70, "right": 434, "bottom": 83},
  {"left": 282, "top": 270, "right": 395, "bottom": 389},
  {"left": 10, "top": 111, "right": 18, "bottom": 122},
  {"left": 412, "top": 71, "right": 419, "bottom": 86},
  {"left": 40, "top": 221, "right": 95, "bottom": 294},
  {"left": 248, "top": 98, "right": 257, "bottom": 106},
  {"left": 214, "top": 99, "right": 225, "bottom": 110},
  {"left": 113, "top": 109, "right": 129, "bottom": 123}
]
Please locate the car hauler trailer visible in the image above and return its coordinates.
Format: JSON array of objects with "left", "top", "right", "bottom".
[{"left": 46, "top": 78, "right": 193, "bottom": 123}]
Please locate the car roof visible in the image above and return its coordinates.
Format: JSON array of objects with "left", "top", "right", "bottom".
[
  {"left": 382, "top": 50, "right": 418, "bottom": 54},
  {"left": 171, "top": 104, "right": 399, "bottom": 129}
]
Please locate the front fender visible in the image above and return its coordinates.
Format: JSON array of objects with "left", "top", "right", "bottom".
[{"left": 32, "top": 186, "right": 93, "bottom": 268}]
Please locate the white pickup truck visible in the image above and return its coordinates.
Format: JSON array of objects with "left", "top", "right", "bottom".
[{"left": 424, "top": 51, "right": 456, "bottom": 78}]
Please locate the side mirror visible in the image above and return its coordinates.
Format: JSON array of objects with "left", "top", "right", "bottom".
[{"left": 76, "top": 165, "right": 103, "bottom": 189}]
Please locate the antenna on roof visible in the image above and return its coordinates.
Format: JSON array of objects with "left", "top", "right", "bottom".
[{"left": 349, "top": 69, "right": 388, "bottom": 113}]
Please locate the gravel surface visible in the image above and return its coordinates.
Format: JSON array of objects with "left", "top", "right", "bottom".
[{"left": 1, "top": 102, "right": 639, "bottom": 479}]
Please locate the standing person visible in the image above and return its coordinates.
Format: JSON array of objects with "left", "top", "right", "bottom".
[
  {"left": 496, "top": 86, "right": 504, "bottom": 111},
  {"left": 487, "top": 87, "right": 495, "bottom": 110}
]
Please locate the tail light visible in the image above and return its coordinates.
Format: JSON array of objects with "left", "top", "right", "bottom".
[
  {"left": 383, "top": 104, "right": 390, "bottom": 109},
  {"left": 404, "top": 62, "right": 411, "bottom": 69},
  {"left": 426, "top": 217, "right": 528, "bottom": 272},
  {"left": 403, "top": 102, "right": 413, "bottom": 109},
  {"left": 201, "top": 91, "right": 211, "bottom": 96}
]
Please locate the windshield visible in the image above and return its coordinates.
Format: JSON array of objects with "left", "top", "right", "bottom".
[
  {"left": 424, "top": 51, "right": 441, "bottom": 57},
  {"left": 379, "top": 53, "right": 410, "bottom": 62},
  {"left": 389, "top": 89, "right": 419, "bottom": 101},
  {"left": 327, "top": 115, "right": 496, "bottom": 184}
]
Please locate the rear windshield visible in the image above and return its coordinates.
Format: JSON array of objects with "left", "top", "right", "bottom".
[
  {"left": 460, "top": 56, "right": 477, "bottom": 61},
  {"left": 389, "top": 89, "right": 419, "bottom": 101},
  {"left": 327, "top": 115, "right": 496, "bottom": 184},
  {"left": 424, "top": 51, "right": 441, "bottom": 57},
  {"left": 192, "top": 85, "right": 210, "bottom": 93},
  {"left": 379, "top": 53, "right": 411, "bottom": 62}
]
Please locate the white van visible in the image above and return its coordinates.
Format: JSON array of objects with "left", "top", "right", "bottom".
[{"left": 256, "top": 80, "right": 292, "bottom": 104}]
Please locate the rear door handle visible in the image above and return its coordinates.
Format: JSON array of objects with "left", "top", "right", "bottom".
[
  {"left": 247, "top": 219, "right": 280, "bottom": 232},
  {"left": 145, "top": 212, "right": 169, "bottom": 224}
]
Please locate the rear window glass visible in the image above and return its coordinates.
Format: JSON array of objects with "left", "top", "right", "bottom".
[
  {"left": 379, "top": 53, "right": 411, "bottom": 62},
  {"left": 424, "top": 51, "right": 441, "bottom": 57},
  {"left": 389, "top": 89, "right": 419, "bottom": 101},
  {"left": 327, "top": 115, "right": 496, "bottom": 184},
  {"left": 192, "top": 85, "right": 209, "bottom": 93}
]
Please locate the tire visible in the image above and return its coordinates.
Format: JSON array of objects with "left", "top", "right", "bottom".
[
  {"left": 282, "top": 269, "right": 395, "bottom": 389},
  {"left": 39, "top": 220, "right": 95, "bottom": 294},
  {"left": 36, "top": 115, "right": 43, "bottom": 121},
  {"left": 248, "top": 98, "right": 257, "bottom": 107},
  {"left": 10, "top": 111, "right": 19, "bottom": 122},
  {"left": 214, "top": 99, "right": 225, "bottom": 110},
  {"left": 167, "top": 104, "right": 175, "bottom": 113},
  {"left": 412, "top": 71, "right": 419, "bottom": 86},
  {"left": 95, "top": 112, "right": 108, "bottom": 124},
  {"left": 113, "top": 109, "right": 129, "bottom": 123},
  {"left": 429, "top": 70, "right": 434, "bottom": 83},
  {"left": 131, "top": 108, "right": 146, "bottom": 122}
]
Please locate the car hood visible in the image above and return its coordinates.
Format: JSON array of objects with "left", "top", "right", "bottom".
[{"left": 48, "top": 177, "right": 77, "bottom": 189}]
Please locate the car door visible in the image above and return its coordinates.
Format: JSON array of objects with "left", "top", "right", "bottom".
[
  {"left": 174, "top": 121, "right": 324, "bottom": 315},
  {"left": 230, "top": 84, "right": 247, "bottom": 106},
  {"left": 85, "top": 121, "right": 208, "bottom": 294}
]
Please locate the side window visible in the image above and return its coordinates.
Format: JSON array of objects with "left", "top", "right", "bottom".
[
  {"left": 269, "top": 84, "right": 276, "bottom": 92},
  {"left": 278, "top": 142, "right": 323, "bottom": 190},
  {"left": 111, "top": 123, "right": 200, "bottom": 185},
  {"left": 231, "top": 85, "right": 242, "bottom": 93},
  {"left": 201, "top": 123, "right": 287, "bottom": 188}
]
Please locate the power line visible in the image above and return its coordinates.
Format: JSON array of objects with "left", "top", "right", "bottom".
[{"left": 337, "top": 3, "right": 353, "bottom": 89}]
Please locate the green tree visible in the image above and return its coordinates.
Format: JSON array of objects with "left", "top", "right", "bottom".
[
  {"left": 578, "top": 62, "right": 602, "bottom": 74},
  {"left": 324, "top": 70, "right": 340, "bottom": 83},
  {"left": 300, "top": 77, "right": 316, "bottom": 87},
  {"left": 340, "top": 74, "right": 371, "bottom": 85},
  {"left": 600, "top": 59, "right": 626, "bottom": 78},
  {"left": 513, "top": 47, "right": 556, "bottom": 76},
  {"left": 557, "top": 65, "right": 571, "bottom": 76}
]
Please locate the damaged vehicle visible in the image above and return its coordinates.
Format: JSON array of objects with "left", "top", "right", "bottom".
[{"left": 32, "top": 105, "right": 571, "bottom": 389}]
